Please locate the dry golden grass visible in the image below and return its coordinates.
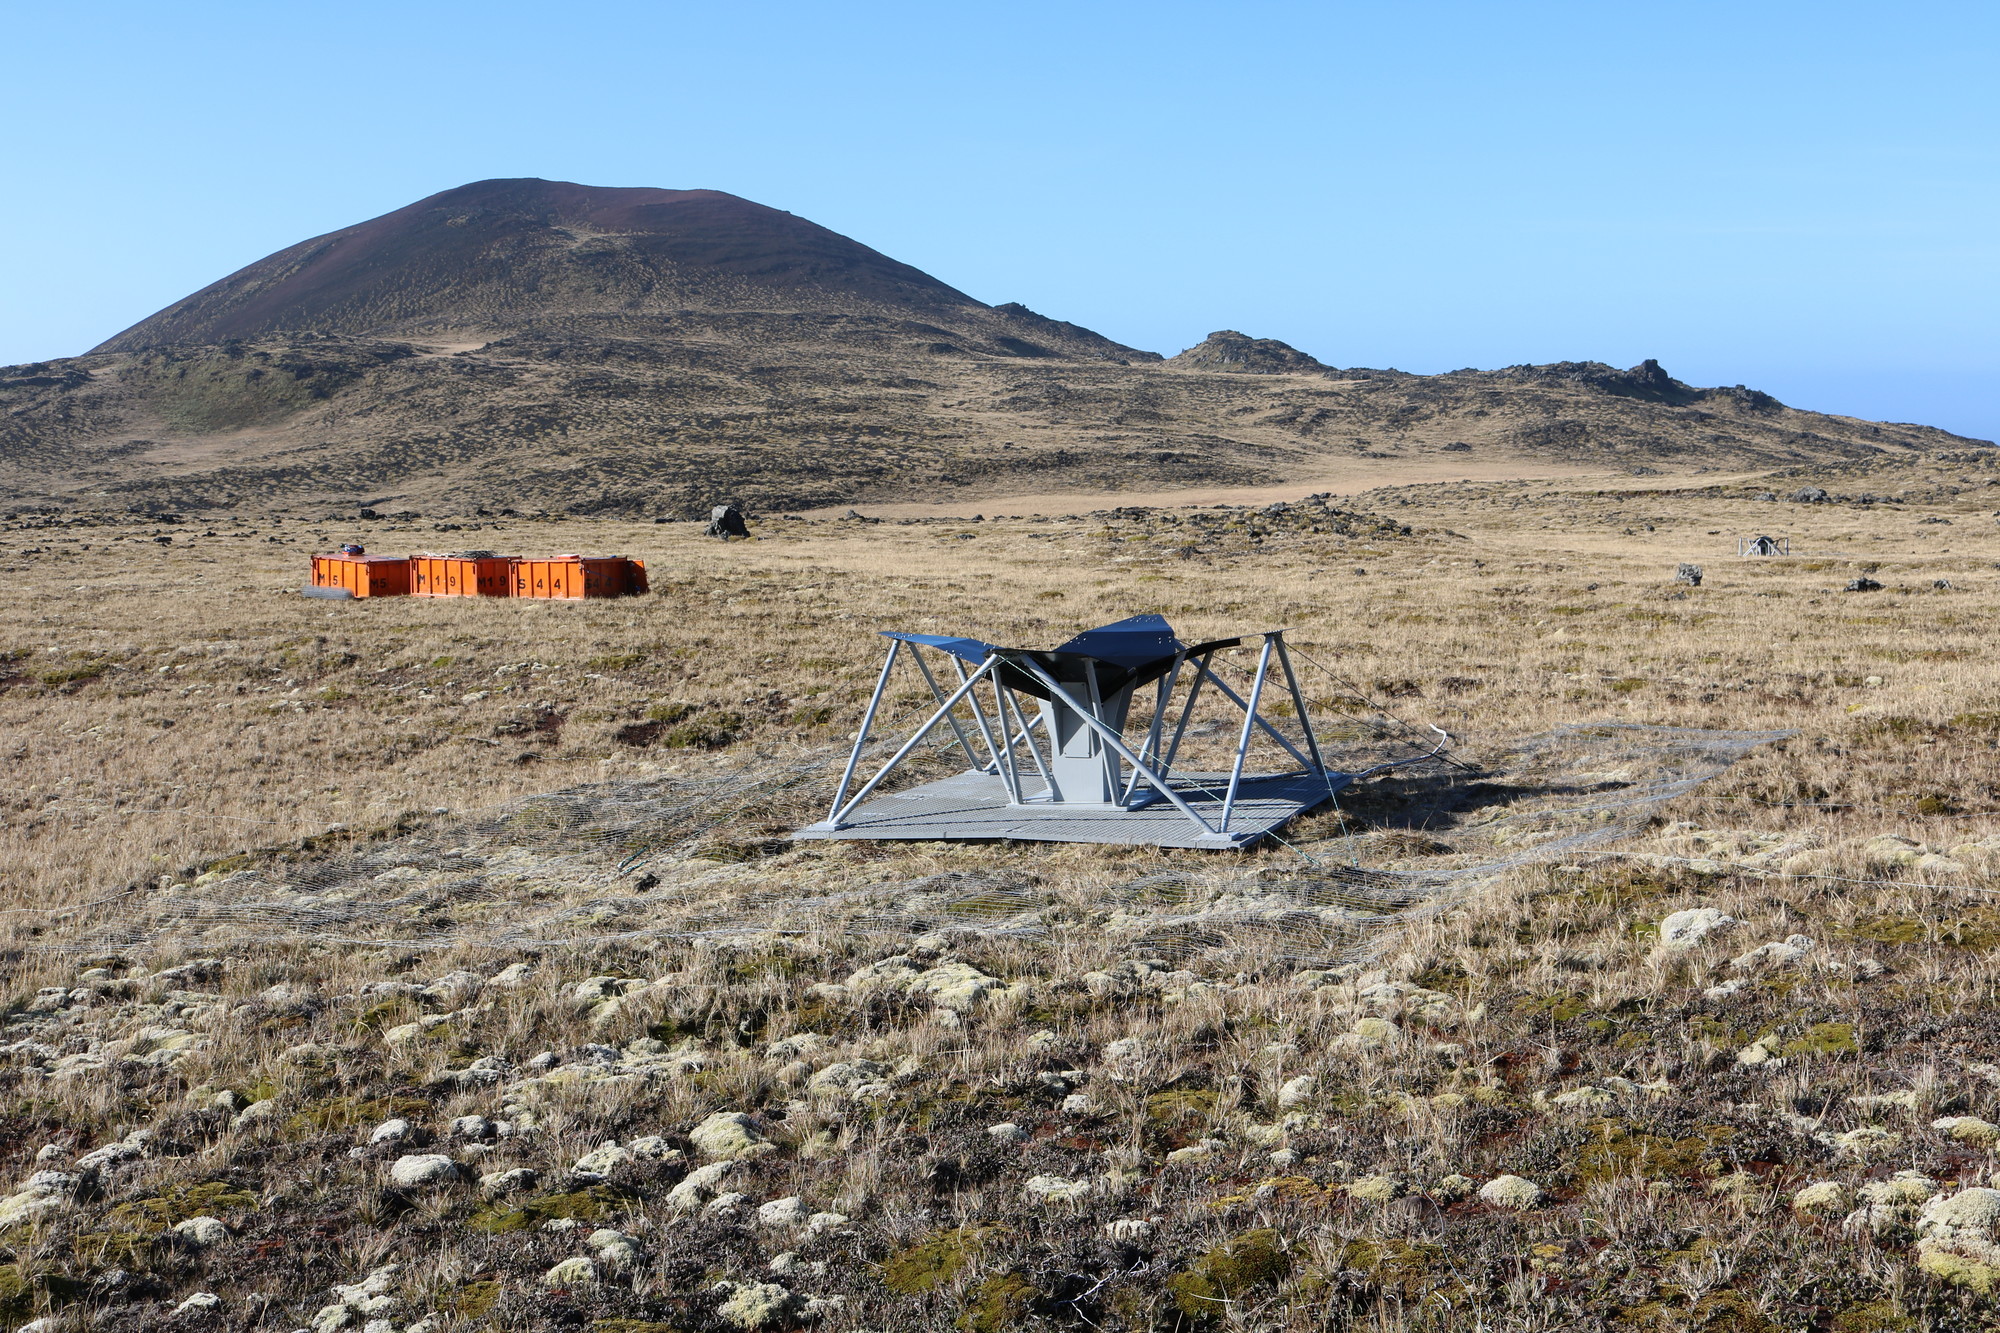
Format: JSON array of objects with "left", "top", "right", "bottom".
[
  {"left": 5, "top": 470, "right": 1996, "bottom": 921},
  {"left": 8, "top": 461, "right": 2000, "bottom": 1330}
]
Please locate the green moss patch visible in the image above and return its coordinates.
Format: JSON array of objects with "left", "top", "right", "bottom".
[
  {"left": 0, "top": 1265, "right": 27, "bottom": 1322},
  {"left": 36, "top": 660, "right": 110, "bottom": 687},
  {"left": 68, "top": 1231, "right": 157, "bottom": 1269},
  {"left": 962, "top": 1272, "right": 1036, "bottom": 1332},
  {"left": 452, "top": 1281, "right": 503, "bottom": 1318},
  {"left": 1847, "top": 913, "right": 2000, "bottom": 949},
  {"left": 1166, "top": 1228, "right": 1293, "bottom": 1320},
  {"left": 1577, "top": 1121, "right": 1734, "bottom": 1185},
  {"left": 284, "top": 1094, "right": 432, "bottom": 1138},
  {"left": 469, "top": 1186, "right": 638, "bottom": 1234},
  {"left": 1336, "top": 1237, "right": 1444, "bottom": 1294},
  {"left": 1830, "top": 1301, "right": 1913, "bottom": 1333},
  {"left": 1145, "top": 1089, "right": 1218, "bottom": 1123},
  {"left": 0, "top": 1263, "right": 85, "bottom": 1323},
  {"left": 1522, "top": 993, "right": 1591, "bottom": 1022},
  {"left": 1779, "top": 1023, "right": 1858, "bottom": 1058},
  {"left": 1685, "top": 1016, "right": 1749, "bottom": 1047},
  {"left": 105, "top": 1180, "right": 258, "bottom": 1233},
  {"left": 1620, "top": 1291, "right": 1775, "bottom": 1333},
  {"left": 353, "top": 998, "right": 417, "bottom": 1033},
  {"left": 881, "top": 1226, "right": 1005, "bottom": 1295}
]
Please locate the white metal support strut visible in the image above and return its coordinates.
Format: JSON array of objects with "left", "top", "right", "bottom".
[
  {"left": 827, "top": 638, "right": 902, "bottom": 821},
  {"left": 1270, "top": 633, "right": 1325, "bottom": 775},
  {"left": 909, "top": 644, "right": 990, "bottom": 772},
  {"left": 1220, "top": 637, "right": 1276, "bottom": 831},
  {"left": 1009, "top": 655, "right": 1226, "bottom": 839},
  {"left": 1122, "top": 653, "right": 1184, "bottom": 806},
  {"left": 1190, "top": 657, "right": 1317, "bottom": 771},
  {"left": 948, "top": 657, "right": 1008, "bottom": 776},
  {"left": 828, "top": 655, "right": 1000, "bottom": 827}
]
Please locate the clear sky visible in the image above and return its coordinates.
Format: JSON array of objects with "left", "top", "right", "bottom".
[{"left": 3, "top": 0, "right": 1994, "bottom": 440}]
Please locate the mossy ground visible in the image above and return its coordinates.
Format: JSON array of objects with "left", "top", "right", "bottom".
[{"left": 7, "top": 474, "right": 2000, "bottom": 1328}]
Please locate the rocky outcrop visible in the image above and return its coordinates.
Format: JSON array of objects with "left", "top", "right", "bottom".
[{"left": 1167, "top": 330, "right": 1328, "bottom": 374}]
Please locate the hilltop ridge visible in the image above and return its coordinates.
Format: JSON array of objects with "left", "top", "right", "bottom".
[{"left": 0, "top": 179, "right": 1986, "bottom": 515}]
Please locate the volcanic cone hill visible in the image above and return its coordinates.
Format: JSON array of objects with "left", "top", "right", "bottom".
[
  {"left": 92, "top": 179, "right": 1145, "bottom": 362},
  {"left": 1, "top": 178, "right": 1989, "bottom": 515},
  {"left": 1167, "top": 330, "right": 1331, "bottom": 374}
]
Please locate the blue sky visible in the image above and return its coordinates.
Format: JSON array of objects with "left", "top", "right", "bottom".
[{"left": 3, "top": 0, "right": 1994, "bottom": 440}]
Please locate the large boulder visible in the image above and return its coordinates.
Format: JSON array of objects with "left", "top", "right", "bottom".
[
  {"left": 173, "top": 1216, "right": 230, "bottom": 1247},
  {"left": 665, "top": 1160, "right": 737, "bottom": 1210},
  {"left": 706, "top": 505, "right": 751, "bottom": 540},
  {"left": 543, "top": 1257, "right": 597, "bottom": 1287},
  {"left": 388, "top": 1154, "right": 458, "bottom": 1188}
]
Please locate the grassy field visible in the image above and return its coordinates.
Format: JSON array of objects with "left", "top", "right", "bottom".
[{"left": 7, "top": 465, "right": 2000, "bottom": 1330}]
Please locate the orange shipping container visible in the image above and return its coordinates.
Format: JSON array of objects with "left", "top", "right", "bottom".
[
  {"left": 411, "top": 553, "right": 512, "bottom": 597},
  {"left": 511, "top": 555, "right": 646, "bottom": 599},
  {"left": 310, "top": 553, "right": 411, "bottom": 597}
]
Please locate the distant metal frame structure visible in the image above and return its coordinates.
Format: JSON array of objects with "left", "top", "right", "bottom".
[{"left": 793, "top": 615, "right": 1446, "bottom": 850}]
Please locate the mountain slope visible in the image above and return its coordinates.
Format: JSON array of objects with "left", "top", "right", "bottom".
[
  {"left": 91, "top": 178, "right": 1147, "bottom": 361},
  {"left": 0, "top": 179, "right": 1987, "bottom": 515}
]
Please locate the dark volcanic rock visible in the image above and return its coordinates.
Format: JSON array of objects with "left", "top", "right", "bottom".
[
  {"left": 1167, "top": 330, "right": 1328, "bottom": 375},
  {"left": 1495, "top": 358, "right": 1786, "bottom": 411},
  {"left": 1497, "top": 358, "right": 1699, "bottom": 404}
]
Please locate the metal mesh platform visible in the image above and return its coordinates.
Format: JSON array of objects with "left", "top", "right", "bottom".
[{"left": 793, "top": 768, "right": 1351, "bottom": 849}]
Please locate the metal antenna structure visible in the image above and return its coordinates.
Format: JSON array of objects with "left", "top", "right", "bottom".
[{"left": 793, "top": 614, "right": 1441, "bottom": 849}]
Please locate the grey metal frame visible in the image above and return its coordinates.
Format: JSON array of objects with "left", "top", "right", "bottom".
[
  {"left": 821, "top": 629, "right": 1341, "bottom": 840},
  {"left": 827, "top": 655, "right": 1001, "bottom": 826}
]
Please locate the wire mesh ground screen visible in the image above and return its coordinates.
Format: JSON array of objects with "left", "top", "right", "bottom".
[{"left": 54, "top": 705, "right": 1787, "bottom": 967}]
